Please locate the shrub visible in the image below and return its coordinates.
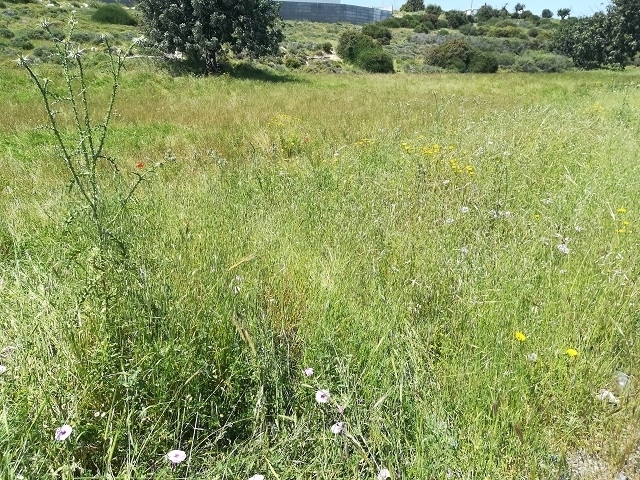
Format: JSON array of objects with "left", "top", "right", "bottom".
[
  {"left": 446, "top": 10, "right": 469, "bottom": 29},
  {"left": 458, "top": 23, "right": 478, "bottom": 36},
  {"left": 33, "top": 45, "right": 57, "bottom": 61},
  {"left": 337, "top": 30, "right": 377, "bottom": 62},
  {"left": 511, "top": 52, "right": 573, "bottom": 72},
  {"left": 425, "top": 4, "right": 442, "bottom": 16},
  {"left": 356, "top": 48, "right": 394, "bottom": 72},
  {"left": 468, "top": 50, "right": 498, "bottom": 72},
  {"left": 488, "top": 26, "right": 528, "bottom": 39},
  {"left": 361, "top": 23, "right": 392, "bottom": 45},
  {"left": 70, "top": 31, "right": 96, "bottom": 43},
  {"left": 528, "top": 27, "right": 539, "bottom": 37},
  {"left": 0, "top": 27, "right": 14, "bottom": 38},
  {"left": 284, "top": 55, "right": 302, "bottom": 69},
  {"left": 321, "top": 42, "right": 333, "bottom": 54},
  {"left": 91, "top": 3, "right": 137, "bottom": 26},
  {"left": 0, "top": 1, "right": 6, "bottom": 7},
  {"left": 10, "top": 36, "right": 33, "bottom": 49},
  {"left": 425, "top": 38, "right": 471, "bottom": 72}
]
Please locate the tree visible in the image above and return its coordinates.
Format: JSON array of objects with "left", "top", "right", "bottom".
[
  {"left": 446, "top": 10, "right": 469, "bottom": 29},
  {"left": 541, "top": 8, "right": 553, "bottom": 18},
  {"left": 425, "top": 4, "right": 442, "bottom": 16},
  {"left": 514, "top": 3, "right": 526, "bottom": 14},
  {"left": 475, "top": 4, "right": 501, "bottom": 22},
  {"left": 557, "top": 8, "right": 571, "bottom": 19},
  {"left": 551, "top": 0, "right": 640, "bottom": 69},
  {"left": 138, "top": 0, "right": 283, "bottom": 75},
  {"left": 606, "top": 0, "right": 640, "bottom": 59},
  {"left": 400, "top": 0, "right": 425, "bottom": 12}
]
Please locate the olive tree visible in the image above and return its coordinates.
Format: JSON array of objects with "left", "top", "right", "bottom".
[{"left": 138, "top": 0, "right": 283, "bottom": 75}]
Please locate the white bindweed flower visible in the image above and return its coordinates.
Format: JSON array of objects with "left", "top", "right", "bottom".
[
  {"left": 377, "top": 468, "right": 391, "bottom": 479},
  {"left": 330, "top": 422, "right": 344, "bottom": 434},
  {"left": 460, "top": 206, "right": 470, "bottom": 214},
  {"left": 616, "top": 371, "right": 629, "bottom": 389},
  {"left": 248, "top": 475, "right": 264, "bottom": 480},
  {"left": 55, "top": 424, "right": 73, "bottom": 441},
  {"left": 315, "top": 389, "right": 330, "bottom": 404},
  {"left": 166, "top": 449, "right": 187, "bottom": 465},
  {"left": 557, "top": 243, "right": 570, "bottom": 255},
  {"left": 596, "top": 389, "right": 619, "bottom": 405},
  {"left": 303, "top": 367, "right": 314, "bottom": 377},
  {"left": 337, "top": 404, "right": 345, "bottom": 414},
  {"left": 526, "top": 353, "right": 538, "bottom": 363},
  {"left": 460, "top": 247, "right": 469, "bottom": 255},
  {"left": 0, "top": 365, "right": 6, "bottom": 375}
]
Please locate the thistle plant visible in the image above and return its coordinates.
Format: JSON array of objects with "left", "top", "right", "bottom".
[{"left": 19, "top": 18, "right": 156, "bottom": 316}]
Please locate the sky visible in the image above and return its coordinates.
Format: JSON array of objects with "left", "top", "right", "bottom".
[{"left": 343, "top": 0, "right": 608, "bottom": 18}]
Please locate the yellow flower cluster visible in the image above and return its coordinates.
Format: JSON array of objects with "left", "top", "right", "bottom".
[
  {"left": 616, "top": 207, "right": 633, "bottom": 234},
  {"left": 354, "top": 138, "right": 375, "bottom": 148}
]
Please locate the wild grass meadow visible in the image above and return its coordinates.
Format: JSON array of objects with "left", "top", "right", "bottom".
[{"left": 1, "top": 34, "right": 640, "bottom": 479}]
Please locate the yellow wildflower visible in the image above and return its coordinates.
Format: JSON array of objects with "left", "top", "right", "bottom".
[
  {"left": 617, "top": 207, "right": 627, "bottom": 214},
  {"left": 566, "top": 348, "right": 578, "bottom": 358},
  {"left": 515, "top": 331, "right": 526, "bottom": 342}
]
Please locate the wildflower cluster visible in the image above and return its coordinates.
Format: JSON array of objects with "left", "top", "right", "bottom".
[
  {"left": 267, "top": 113, "right": 308, "bottom": 158},
  {"left": 353, "top": 138, "right": 375, "bottom": 148},
  {"left": 615, "top": 207, "right": 633, "bottom": 234},
  {"left": 401, "top": 139, "right": 475, "bottom": 178}
]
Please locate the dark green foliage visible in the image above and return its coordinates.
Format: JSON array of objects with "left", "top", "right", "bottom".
[
  {"left": 321, "top": 41, "right": 333, "bottom": 54},
  {"left": 511, "top": 51, "right": 573, "bottom": 72},
  {"left": 425, "top": 38, "right": 471, "bottom": 72},
  {"left": 541, "top": 9, "right": 553, "bottom": 18},
  {"left": 468, "top": 50, "right": 499, "bottom": 72},
  {"left": 10, "top": 35, "right": 32, "bottom": 49},
  {"left": 446, "top": 10, "right": 469, "bottom": 29},
  {"left": 0, "top": 27, "right": 14, "bottom": 38},
  {"left": 550, "top": 10, "right": 633, "bottom": 69},
  {"left": 138, "top": 0, "right": 283, "bottom": 75},
  {"left": 356, "top": 48, "right": 394, "bottom": 72},
  {"left": 458, "top": 23, "right": 479, "bottom": 36},
  {"left": 362, "top": 23, "right": 392, "bottom": 45},
  {"left": 32, "top": 44, "right": 57, "bottom": 61},
  {"left": 475, "top": 4, "right": 506, "bottom": 22},
  {"left": 337, "top": 29, "right": 394, "bottom": 73},
  {"left": 400, "top": 0, "right": 424, "bottom": 12},
  {"left": 0, "top": 2, "right": 6, "bottom": 7},
  {"left": 425, "top": 4, "right": 442, "bottom": 16},
  {"left": 557, "top": 8, "right": 571, "bottom": 20},
  {"left": 284, "top": 55, "right": 302, "bottom": 69},
  {"left": 528, "top": 27, "right": 539, "bottom": 37},
  {"left": 70, "top": 31, "right": 97, "bottom": 43},
  {"left": 336, "top": 30, "right": 377, "bottom": 62},
  {"left": 91, "top": 3, "right": 137, "bottom": 26}
]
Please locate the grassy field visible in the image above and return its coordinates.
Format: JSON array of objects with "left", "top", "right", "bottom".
[{"left": 1, "top": 41, "right": 640, "bottom": 479}]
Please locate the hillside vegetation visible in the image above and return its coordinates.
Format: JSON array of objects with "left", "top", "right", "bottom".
[{"left": 1, "top": 1, "right": 640, "bottom": 479}]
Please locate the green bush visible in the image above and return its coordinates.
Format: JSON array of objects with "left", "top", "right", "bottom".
[
  {"left": 361, "top": 23, "right": 392, "bottom": 45},
  {"left": 284, "top": 55, "right": 302, "bottom": 69},
  {"left": 321, "top": 41, "right": 333, "bottom": 54},
  {"left": 337, "top": 30, "right": 378, "bottom": 62},
  {"left": 425, "top": 38, "right": 471, "bottom": 72},
  {"left": 70, "top": 31, "right": 96, "bottom": 43},
  {"left": 511, "top": 52, "right": 573, "bottom": 72},
  {"left": 458, "top": 23, "right": 478, "bottom": 36},
  {"left": 91, "top": 3, "right": 137, "bottom": 26},
  {"left": 0, "top": 27, "right": 14, "bottom": 38},
  {"left": 356, "top": 48, "right": 394, "bottom": 73},
  {"left": 468, "top": 50, "right": 498, "bottom": 72},
  {"left": 10, "top": 36, "right": 33, "bottom": 50},
  {"left": 0, "top": 1, "right": 6, "bottom": 7},
  {"left": 488, "top": 26, "right": 528, "bottom": 39}
]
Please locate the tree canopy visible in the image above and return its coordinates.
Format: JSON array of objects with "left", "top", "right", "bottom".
[
  {"left": 138, "top": 0, "right": 283, "bottom": 75},
  {"left": 399, "top": 0, "right": 425, "bottom": 12},
  {"left": 551, "top": 0, "right": 640, "bottom": 69}
]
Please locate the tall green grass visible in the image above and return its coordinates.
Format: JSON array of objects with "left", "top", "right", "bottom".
[{"left": 1, "top": 61, "right": 639, "bottom": 478}]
